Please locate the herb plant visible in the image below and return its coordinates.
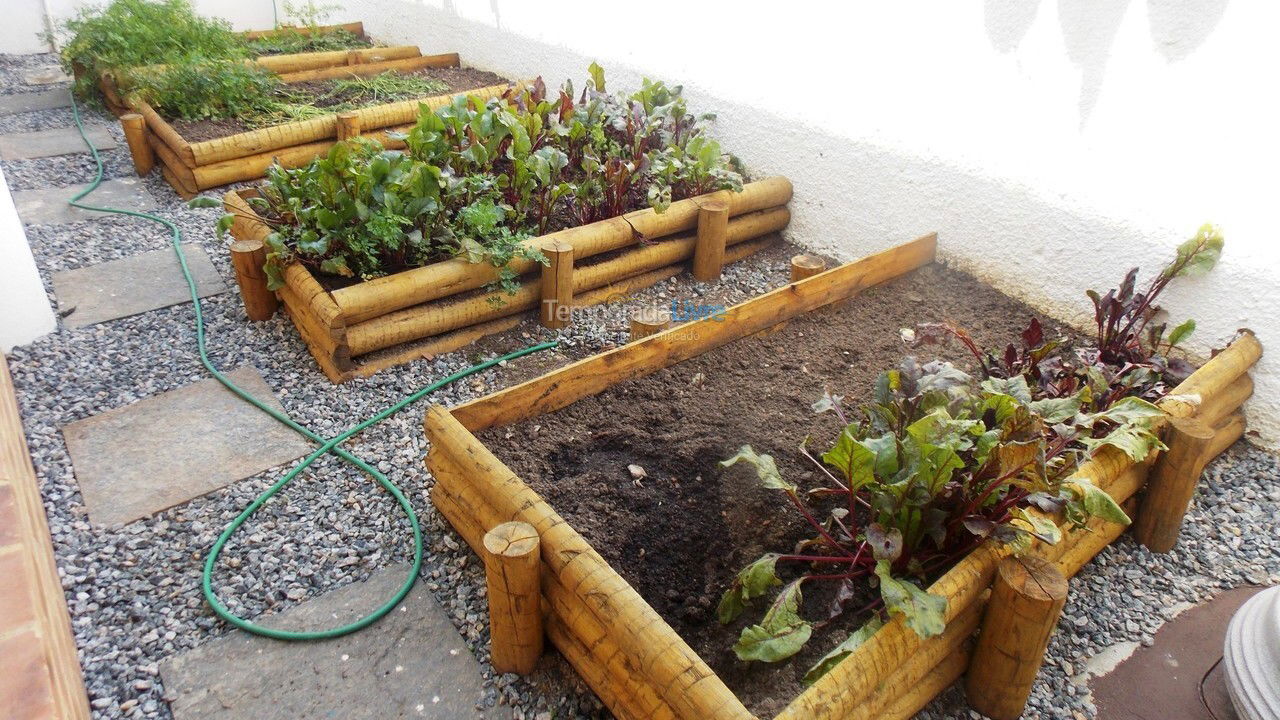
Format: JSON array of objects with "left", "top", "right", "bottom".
[
  {"left": 133, "top": 61, "right": 282, "bottom": 121},
  {"left": 718, "top": 359, "right": 1154, "bottom": 675},
  {"left": 52, "top": 0, "right": 245, "bottom": 97},
  {"left": 129, "top": 65, "right": 449, "bottom": 126},
  {"left": 54, "top": 0, "right": 367, "bottom": 111},
  {"left": 213, "top": 65, "right": 744, "bottom": 290},
  {"left": 243, "top": 0, "right": 369, "bottom": 55}
]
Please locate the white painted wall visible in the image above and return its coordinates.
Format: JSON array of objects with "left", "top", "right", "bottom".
[
  {"left": 342, "top": 0, "right": 1280, "bottom": 449},
  {"left": 0, "top": 167, "right": 55, "bottom": 351}
]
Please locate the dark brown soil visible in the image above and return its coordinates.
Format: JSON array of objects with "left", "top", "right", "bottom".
[
  {"left": 170, "top": 66, "right": 508, "bottom": 141},
  {"left": 476, "top": 262, "right": 1066, "bottom": 717}
]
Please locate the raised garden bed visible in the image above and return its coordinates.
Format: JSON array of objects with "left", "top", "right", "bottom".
[
  {"left": 115, "top": 49, "right": 504, "bottom": 197},
  {"left": 223, "top": 176, "right": 794, "bottom": 382},
  {"left": 84, "top": 21, "right": 375, "bottom": 116},
  {"left": 421, "top": 234, "right": 1260, "bottom": 720}
]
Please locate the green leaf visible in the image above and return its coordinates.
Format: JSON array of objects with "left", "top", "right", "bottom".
[
  {"left": 822, "top": 427, "right": 876, "bottom": 491},
  {"left": 319, "top": 256, "right": 352, "bottom": 277},
  {"left": 214, "top": 213, "right": 234, "bottom": 238},
  {"left": 587, "top": 61, "right": 606, "bottom": 92},
  {"left": 717, "top": 553, "right": 782, "bottom": 624},
  {"left": 1079, "top": 423, "right": 1165, "bottom": 462},
  {"left": 1096, "top": 396, "right": 1165, "bottom": 424},
  {"left": 263, "top": 260, "right": 285, "bottom": 291},
  {"left": 1167, "top": 319, "right": 1196, "bottom": 347},
  {"left": 1069, "top": 479, "right": 1131, "bottom": 525},
  {"left": 874, "top": 560, "right": 946, "bottom": 639},
  {"left": 1029, "top": 395, "right": 1082, "bottom": 424},
  {"left": 906, "top": 409, "right": 982, "bottom": 451},
  {"left": 981, "top": 375, "right": 1033, "bottom": 405},
  {"left": 1010, "top": 507, "right": 1062, "bottom": 545},
  {"left": 721, "top": 446, "right": 795, "bottom": 493},
  {"left": 732, "top": 581, "right": 812, "bottom": 662},
  {"left": 861, "top": 433, "right": 900, "bottom": 481},
  {"left": 188, "top": 196, "right": 222, "bottom": 209},
  {"left": 1166, "top": 223, "right": 1224, "bottom": 279},
  {"left": 297, "top": 230, "right": 328, "bottom": 256},
  {"left": 803, "top": 617, "right": 884, "bottom": 685},
  {"left": 911, "top": 440, "right": 965, "bottom": 495}
]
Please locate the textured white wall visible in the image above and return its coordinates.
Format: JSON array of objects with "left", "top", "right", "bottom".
[
  {"left": 346, "top": 0, "right": 1279, "bottom": 447},
  {"left": 0, "top": 167, "right": 56, "bottom": 351}
]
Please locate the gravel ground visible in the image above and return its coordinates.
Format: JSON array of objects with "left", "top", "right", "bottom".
[{"left": 4, "top": 51, "right": 1278, "bottom": 720}]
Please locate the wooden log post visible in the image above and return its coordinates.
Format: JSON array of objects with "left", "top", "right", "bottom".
[
  {"left": 629, "top": 306, "right": 671, "bottom": 342},
  {"left": 229, "top": 237, "right": 279, "bottom": 321},
  {"left": 346, "top": 49, "right": 363, "bottom": 66},
  {"left": 965, "top": 555, "right": 1068, "bottom": 720},
  {"left": 482, "top": 521, "right": 543, "bottom": 675},
  {"left": 1133, "top": 416, "right": 1217, "bottom": 552},
  {"left": 336, "top": 111, "right": 361, "bottom": 141},
  {"left": 1206, "top": 411, "right": 1246, "bottom": 461},
  {"left": 791, "top": 254, "right": 827, "bottom": 282},
  {"left": 692, "top": 199, "right": 729, "bottom": 282},
  {"left": 120, "top": 113, "right": 154, "bottom": 176},
  {"left": 539, "top": 239, "right": 573, "bottom": 329},
  {"left": 1197, "top": 374, "right": 1253, "bottom": 427}
]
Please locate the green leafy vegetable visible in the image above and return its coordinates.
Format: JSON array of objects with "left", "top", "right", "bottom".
[
  {"left": 236, "top": 66, "right": 743, "bottom": 289},
  {"left": 874, "top": 561, "right": 946, "bottom": 638},
  {"left": 732, "top": 581, "right": 813, "bottom": 662},
  {"left": 802, "top": 617, "right": 883, "bottom": 685}
]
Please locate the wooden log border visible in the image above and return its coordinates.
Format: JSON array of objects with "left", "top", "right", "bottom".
[
  {"left": 0, "top": 355, "right": 91, "bottom": 718},
  {"left": 224, "top": 178, "right": 794, "bottom": 382},
  {"left": 420, "top": 235, "right": 1262, "bottom": 720},
  {"left": 107, "top": 46, "right": 490, "bottom": 198}
]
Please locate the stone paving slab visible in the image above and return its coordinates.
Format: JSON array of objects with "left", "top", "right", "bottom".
[
  {"left": 62, "top": 367, "right": 312, "bottom": 526},
  {"left": 51, "top": 244, "right": 227, "bottom": 328},
  {"left": 160, "top": 565, "right": 500, "bottom": 720},
  {"left": 1090, "top": 586, "right": 1261, "bottom": 720},
  {"left": 12, "top": 177, "right": 156, "bottom": 226},
  {"left": 0, "top": 125, "right": 117, "bottom": 160},
  {"left": 0, "top": 88, "right": 71, "bottom": 115},
  {"left": 23, "top": 66, "right": 71, "bottom": 85}
]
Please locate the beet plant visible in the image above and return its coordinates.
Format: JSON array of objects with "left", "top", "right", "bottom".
[
  {"left": 908, "top": 224, "right": 1224, "bottom": 411},
  {"left": 209, "top": 65, "right": 743, "bottom": 290},
  {"left": 718, "top": 357, "right": 1156, "bottom": 676},
  {"left": 717, "top": 226, "right": 1225, "bottom": 678}
]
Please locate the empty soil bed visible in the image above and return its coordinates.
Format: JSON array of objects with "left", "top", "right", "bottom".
[
  {"left": 168, "top": 66, "right": 509, "bottom": 142},
  {"left": 478, "top": 262, "right": 1064, "bottom": 717}
]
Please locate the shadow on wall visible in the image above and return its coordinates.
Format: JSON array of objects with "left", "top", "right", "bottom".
[{"left": 986, "top": 0, "right": 1230, "bottom": 126}]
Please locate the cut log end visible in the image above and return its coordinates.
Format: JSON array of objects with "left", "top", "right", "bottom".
[
  {"left": 483, "top": 521, "right": 540, "bottom": 558},
  {"left": 965, "top": 555, "right": 1068, "bottom": 720},
  {"left": 790, "top": 254, "right": 827, "bottom": 282},
  {"left": 997, "top": 554, "right": 1069, "bottom": 602},
  {"left": 229, "top": 237, "right": 278, "bottom": 322},
  {"left": 482, "top": 521, "right": 543, "bottom": 675},
  {"left": 539, "top": 240, "right": 574, "bottom": 329},
  {"left": 693, "top": 201, "right": 729, "bottom": 282},
  {"left": 336, "top": 111, "right": 361, "bottom": 141},
  {"left": 629, "top": 306, "right": 671, "bottom": 342}
]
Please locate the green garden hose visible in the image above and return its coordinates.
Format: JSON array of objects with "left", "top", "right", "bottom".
[{"left": 67, "top": 95, "right": 557, "bottom": 639}]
